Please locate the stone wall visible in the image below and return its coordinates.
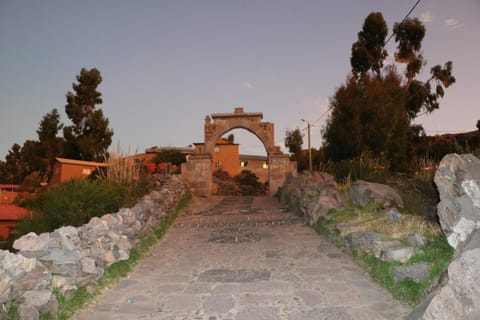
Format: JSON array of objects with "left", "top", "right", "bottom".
[{"left": 0, "top": 175, "right": 189, "bottom": 319}]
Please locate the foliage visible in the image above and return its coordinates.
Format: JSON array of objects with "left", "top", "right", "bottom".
[
  {"left": 152, "top": 149, "right": 186, "bottom": 166},
  {"left": 12, "top": 178, "right": 146, "bottom": 240},
  {"left": 213, "top": 170, "right": 267, "bottom": 196},
  {"left": 353, "top": 235, "right": 453, "bottom": 305},
  {"left": 63, "top": 68, "right": 113, "bottom": 162},
  {"left": 350, "top": 12, "right": 388, "bottom": 77},
  {"left": 285, "top": 127, "right": 303, "bottom": 158},
  {"left": 323, "top": 12, "right": 455, "bottom": 172}
]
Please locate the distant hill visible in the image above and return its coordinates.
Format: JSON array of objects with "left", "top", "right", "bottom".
[{"left": 424, "top": 130, "right": 480, "bottom": 160}]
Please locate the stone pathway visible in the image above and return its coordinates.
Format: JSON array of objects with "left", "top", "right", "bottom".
[{"left": 74, "top": 196, "right": 410, "bottom": 320}]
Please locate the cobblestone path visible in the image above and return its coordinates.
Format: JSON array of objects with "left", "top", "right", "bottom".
[{"left": 74, "top": 196, "right": 409, "bottom": 320}]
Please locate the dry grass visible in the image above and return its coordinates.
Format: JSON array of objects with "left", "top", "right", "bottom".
[
  {"left": 337, "top": 209, "right": 442, "bottom": 239},
  {"left": 100, "top": 143, "right": 143, "bottom": 184}
]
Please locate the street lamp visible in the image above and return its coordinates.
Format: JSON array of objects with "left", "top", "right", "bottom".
[{"left": 301, "top": 119, "right": 312, "bottom": 171}]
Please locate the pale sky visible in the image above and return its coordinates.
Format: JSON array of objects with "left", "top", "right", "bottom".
[{"left": 1, "top": 0, "right": 479, "bottom": 159}]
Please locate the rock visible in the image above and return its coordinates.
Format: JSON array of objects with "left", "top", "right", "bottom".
[
  {"left": 0, "top": 250, "right": 37, "bottom": 279},
  {"left": 409, "top": 229, "right": 480, "bottom": 319},
  {"left": 18, "top": 303, "right": 39, "bottom": 320},
  {"left": 11, "top": 262, "right": 51, "bottom": 293},
  {"left": 344, "top": 231, "right": 404, "bottom": 258},
  {"left": 22, "top": 290, "right": 58, "bottom": 317},
  {"left": 13, "top": 232, "right": 46, "bottom": 253},
  {"left": 434, "top": 153, "right": 480, "bottom": 249},
  {"left": 349, "top": 180, "right": 404, "bottom": 208},
  {"left": 277, "top": 171, "right": 343, "bottom": 224},
  {"left": 38, "top": 249, "right": 80, "bottom": 277},
  {"left": 386, "top": 208, "right": 402, "bottom": 223},
  {"left": 407, "top": 234, "right": 426, "bottom": 248},
  {"left": 80, "top": 257, "right": 98, "bottom": 275},
  {"left": 394, "top": 262, "right": 431, "bottom": 283},
  {"left": 55, "top": 226, "right": 80, "bottom": 251},
  {"left": 381, "top": 246, "right": 415, "bottom": 263}
]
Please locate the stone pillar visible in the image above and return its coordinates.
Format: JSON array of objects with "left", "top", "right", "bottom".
[
  {"left": 181, "top": 155, "right": 212, "bottom": 197},
  {"left": 268, "top": 154, "right": 296, "bottom": 197}
]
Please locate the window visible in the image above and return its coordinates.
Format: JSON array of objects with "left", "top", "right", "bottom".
[{"left": 82, "top": 168, "right": 92, "bottom": 175}]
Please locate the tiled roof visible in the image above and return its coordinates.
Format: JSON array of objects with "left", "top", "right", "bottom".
[
  {"left": 56, "top": 157, "right": 108, "bottom": 167},
  {"left": 0, "top": 204, "right": 28, "bottom": 220}
]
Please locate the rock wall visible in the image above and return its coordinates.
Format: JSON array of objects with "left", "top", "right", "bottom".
[{"left": 0, "top": 175, "right": 189, "bottom": 319}]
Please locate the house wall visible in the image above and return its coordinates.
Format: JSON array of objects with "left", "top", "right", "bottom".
[
  {"left": 0, "top": 191, "right": 19, "bottom": 204},
  {"left": 211, "top": 143, "right": 240, "bottom": 177},
  {"left": 240, "top": 158, "right": 269, "bottom": 183},
  {"left": 51, "top": 163, "right": 100, "bottom": 184},
  {"left": 0, "top": 221, "right": 16, "bottom": 239}
]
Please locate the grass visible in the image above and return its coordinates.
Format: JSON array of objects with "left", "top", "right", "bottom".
[
  {"left": 353, "top": 234, "right": 453, "bottom": 305},
  {"left": 312, "top": 192, "right": 451, "bottom": 306},
  {"left": 35, "top": 190, "right": 192, "bottom": 320}
]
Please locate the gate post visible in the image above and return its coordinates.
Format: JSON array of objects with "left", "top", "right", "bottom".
[
  {"left": 181, "top": 155, "right": 212, "bottom": 197},
  {"left": 268, "top": 154, "right": 296, "bottom": 196}
]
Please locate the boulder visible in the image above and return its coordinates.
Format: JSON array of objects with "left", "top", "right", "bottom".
[
  {"left": 349, "top": 180, "right": 404, "bottom": 208},
  {"left": 278, "top": 171, "right": 343, "bottom": 224},
  {"left": 434, "top": 153, "right": 480, "bottom": 249}
]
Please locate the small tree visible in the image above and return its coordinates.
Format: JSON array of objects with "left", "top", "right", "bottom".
[
  {"left": 152, "top": 150, "right": 186, "bottom": 166},
  {"left": 285, "top": 128, "right": 304, "bottom": 159}
]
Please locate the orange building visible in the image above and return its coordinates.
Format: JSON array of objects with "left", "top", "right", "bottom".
[
  {"left": 194, "top": 139, "right": 240, "bottom": 177},
  {"left": 50, "top": 158, "right": 108, "bottom": 185},
  {"left": 0, "top": 204, "right": 27, "bottom": 239}
]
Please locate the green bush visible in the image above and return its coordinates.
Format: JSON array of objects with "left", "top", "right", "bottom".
[{"left": 12, "top": 178, "right": 147, "bottom": 239}]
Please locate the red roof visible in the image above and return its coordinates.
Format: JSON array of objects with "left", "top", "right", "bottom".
[
  {"left": 0, "top": 204, "right": 28, "bottom": 220},
  {"left": 0, "top": 184, "right": 20, "bottom": 190}
]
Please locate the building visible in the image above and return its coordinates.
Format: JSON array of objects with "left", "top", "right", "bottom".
[
  {"left": 239, "top": 154, "right": 269, "bottom": 183},
  {"left": 0, "top": 204, "right": 27, "bottom": 239},
  {"left": 0, "top": 184, "right": 21, "bottom": 204},
  {"left": 194, "top": 138, "right": 241, "bottom": 177},
  {"left": 50, "top": 158, "right": 108, "bottom": 185}
]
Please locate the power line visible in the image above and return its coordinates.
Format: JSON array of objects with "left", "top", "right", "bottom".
[{"left": 384, "top": 0, "right": 422, "bottom": 47}]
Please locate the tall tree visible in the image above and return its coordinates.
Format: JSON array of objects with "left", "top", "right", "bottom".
[
  {"left": 350, "top": 12, "right": 388, "bottom": 78},
  {"left": 323, "top": 13, "right": 455, "bottom": 171},
  {"left": 63, "top": 68, "right": 113, "bottom": 161}
]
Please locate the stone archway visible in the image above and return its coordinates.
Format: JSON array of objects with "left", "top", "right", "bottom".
[{"left": 182, "top": 108, "right": 296, "bottom": 197}]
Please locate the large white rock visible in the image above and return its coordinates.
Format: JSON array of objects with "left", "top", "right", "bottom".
[{"left": 434, "top": 153, "right": 480, "bottom": 249}]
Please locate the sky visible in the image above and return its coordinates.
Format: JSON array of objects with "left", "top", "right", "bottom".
[{"left": 0, "top": 0, "right": 479, "bottom": 159}]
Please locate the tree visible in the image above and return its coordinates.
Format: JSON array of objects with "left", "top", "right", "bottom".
[
  {"left": 350, "top": 12, "right": 388, "bottom": 78},
  {"left": 323, "top": 13, "right": 455, "bottom": 171},
  {"left": 37, "top": 109, "right": 64, "bottom": 179},
  {"left": 477, "top": 120, "right": 480, "bottom": 131},
  {"left": 152, "top": 150, "right": 186, "bottom": 166},
  {"left": 285, "top": 128, "right": 304, "bottom": 159},
  {"left": 63, "top": 68, "right": 113, "bottom": 161},
  {"left": 2, "top": 144, "right": 25, "bottom": 184}
]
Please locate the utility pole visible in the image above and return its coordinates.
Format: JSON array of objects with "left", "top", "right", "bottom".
[{"left": 301, "top": 119, "right": 312, "bottom": 171}]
